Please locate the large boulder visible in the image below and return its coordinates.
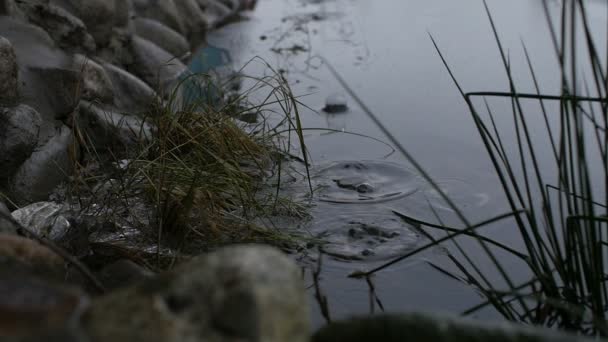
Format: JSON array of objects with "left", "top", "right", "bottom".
[
  {"left": 73, "top": 55, "right": 114, "bottom": 104},
  {"left": 9, "top": 124, "right": 75, "bottom": 204},
  {"left": 0, "top": 105, "right": 43, "bottom": 181},
  {"left": 103, "top": 63, "right": 158, "bottom": 114},
  {"left": 0, "top": 36, "right": 18, "bottom": 106},
  {"left": 84, "top": 245, "right": 310, "bottom": 342},
  {"left": 134, "top": 18, "right": 190, "bottom": 58},
  {"left": 128, "top": 36, "right": 187, "bottom": 93}
]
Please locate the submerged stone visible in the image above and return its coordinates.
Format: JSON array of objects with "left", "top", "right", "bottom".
[{"left": 323, "top": 93, "right": 348, "bottom": 113}]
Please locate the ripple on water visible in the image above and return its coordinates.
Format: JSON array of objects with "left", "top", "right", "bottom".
[
  {"left": 422, "top": 179, "right": 491, "bottom": 213},
  {"left": 314, "top": 212, "right": 421, "bottom": 262},
  {"left": 315, "top": 161, "right": 419, "bottom": 203}
]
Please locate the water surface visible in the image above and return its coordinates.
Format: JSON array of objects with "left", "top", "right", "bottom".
[{"left": 196, "top": 0, "right": 608, "bottom": 327}]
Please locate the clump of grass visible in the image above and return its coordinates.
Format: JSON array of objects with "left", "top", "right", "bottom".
[
  {"left": 63, "top": 60, "right": 313, "bottom": 270},
  {"left": 348, "top": 0, "right": 608, "bottom": 336}
]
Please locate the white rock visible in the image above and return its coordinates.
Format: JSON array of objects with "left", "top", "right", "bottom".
[{"left": 11, "top": 202, "right": 70, "bottom": 241}]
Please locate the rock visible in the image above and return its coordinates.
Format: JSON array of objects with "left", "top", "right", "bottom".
[
  {"left": 323, "top": 93, "right": 348, "bottom": 113},
  {"left": 312, "top": 313, "right": 596, "bottom": 342},
  {"left": 0, "top": 0, "right": 16, "bottom": 15},
  {"left": 0, "top": 16, "right": 62, "bottom": 68},
  {"left": 17, "top": 2, "right": 96, "bottom": 52},
  {"left": 51, "top": 0, "right": 116, "bottom": 47},
  {"left": 0, "top": 272, "right": 89, "bottom": 339},
  {"left": 24, "top": 66, "right": 82, "bottom": 120},
  {"left": 11, "top": 202, "right": 71, "bottom": 241},
  {"left": 197, "top": 0, "right": 233, "bottom": 28},
  {"left": 0, "top": 202, "right": 19, "bottom": 234},
  {"left": 73, "top": 55, "right": 114, "bottom": 104},
  {"left": 129, "top": 36, "right": 188, "bottom": 92},
  {"left": 84, "top": 245, "right": 310, "bottom": 342},
  {"left": 132, "top": 0, "right": 185, "bottom": 35},
  {"left": 134, "top": 18, "right": 190, "bottom": 58},
  {"left": 103, "top": 63, "right": 158, "bottom": 114},
  {"left": 98, "top": 259, "right": 155, "bottom": 290},
  {"left": 113, "top": 0, "right": 134, "bottom": 29},
  {"left": 96, "top": 27, "right": 135, "bottom": 67},
  {"left": 173, "top": 0, "right": 208, "bottom": 45},
  {"left": 0, "top": 233, "right": 64, "bottom": 276},
  {"left": 9, "top": 124, "right": 75, "bottom": 204},
  {"left": 0, "top": 105, "right": 42, "bottom": 181},
  {"left": 0, "top": 36, "right": 18, "bottom": 106},
  {"left": 77, "top": 101, "right": 154, "bottom": 147}
]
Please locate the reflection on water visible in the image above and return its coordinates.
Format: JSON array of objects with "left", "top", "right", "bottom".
[{"left": 193, "top": 0, "right": 608, "bottom": 328}]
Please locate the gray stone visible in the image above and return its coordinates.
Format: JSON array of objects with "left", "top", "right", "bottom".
[
  {"left": 0, "top": 37, "right": 18, "bottom": 106},
  {"left": 173, "top": 0, "right": 207, "bottom": 45},
  {"left": 0, "top": 202, "right": 18, "bottom": 234},
  {"left": 73, "top": 55, "right": 114, "bottom": 104},
  {"left": 0, "top": 0, "right": 15, "bottom": 15},
  {"left": 129, "top": 36, "right": 187, "bottom": 92},
  {"left": 84, "top": 245, "right": 310, "bottom": 342},
  {"left": 0, "top": 16, "right": 65, "bottom": 69},
  {"left": 0, "top": 270, "right": 89, "bottom": 339},
  {"left": 0, "top": 105, "right": 43, "bottom": 180},
  {"left": 52, "top": 0, "right": 117, "bottom": 47},
  {"left": 98, "top": 259, "right": 155, "bottom": 290},
  {"left": 10, "top": 124, "right": 75, "bottom": 204},
  {"left": 96, "top": 27, "right": 135, "bottom": 67},
  {"left": 11, "top": 202, "right": 71, "bottom": 241},
  {"left": 0, "top": 233, "right": 64, "bottom": 275},
  {"left": 196, "top": 0, "right": 232, "bottom": 28},
  {"left": 312, "top": 313, "right": 598, "bottom": 342},
  {"left": 134, "top": 18, "right": 190, "bottom": 58},
  {"left": 132, "top": 0, "right": 185, "bottom": 35},
  {"left": 17, "top": 2, "right": 96, "bottom": 52},
  {"left": 77, "top": 101, "right": 153, "bottom": 147},
  {"left": 113, "top": 0, "right": 134, "bottom": 29},
  {"left": 103, "top": 63, "right": 158, "bottom": 114},
  {"left": 23, "top": 66, "right": 82, "bottom": 120}
]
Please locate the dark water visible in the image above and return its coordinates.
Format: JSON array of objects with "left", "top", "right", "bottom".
[{"left": 193, "top": 0, "right": 608, "bottom": 327}]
